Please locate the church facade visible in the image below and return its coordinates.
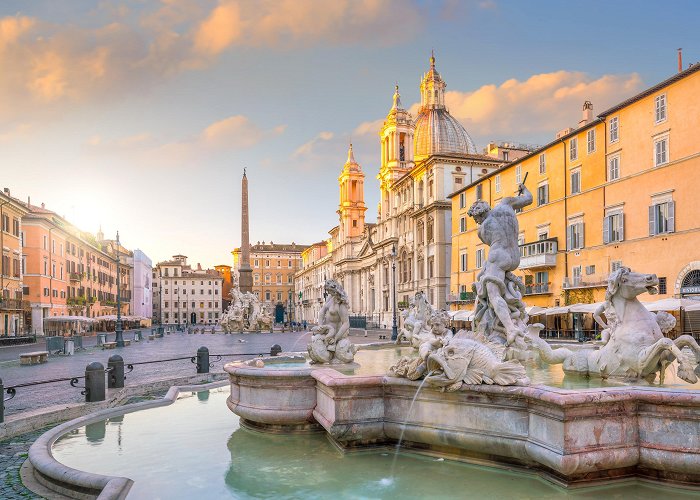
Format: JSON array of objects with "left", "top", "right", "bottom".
[{"left": 296, "top": 56, "right": 505, "bottom": 326}]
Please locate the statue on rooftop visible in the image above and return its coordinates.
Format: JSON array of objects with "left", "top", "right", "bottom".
[{"left": 468, "top": 182, "right": 533, "bottom": 352}]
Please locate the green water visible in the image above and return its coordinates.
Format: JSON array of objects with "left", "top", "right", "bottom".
[{"left": 52, "top": 389, "right": 699, "bottom": 499}]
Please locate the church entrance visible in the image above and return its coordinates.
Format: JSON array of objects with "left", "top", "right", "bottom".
[{"left": 274, "top": 304, "right": 284, "bottom": 323}]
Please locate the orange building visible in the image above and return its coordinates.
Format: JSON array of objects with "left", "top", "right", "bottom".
[
  {"left": 0, "top": 188, "right": 29, "bottom": 335},
  {"left": 20, "top": 201, "right": 132, "bottom": 334},
  {"left": 449, "top": 64, "right": 700, "bottom": 321},
  {"left": 215, "top": 264, "right": 233, "bottom": 310}
]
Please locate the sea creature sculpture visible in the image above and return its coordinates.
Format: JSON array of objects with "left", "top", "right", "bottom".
[
  {"left": 307, "top": 279, "right": 358, "bottom": 364},
  {"left": 526, "top": 267, "right": 700, "bottom": 383}
]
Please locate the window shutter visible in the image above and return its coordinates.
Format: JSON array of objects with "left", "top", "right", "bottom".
[
  {"left": 648, "top": 205, "right": 656, "bottom": 236},
  {"left": 668, "top": 201, "right": 675, "bottom": 233},
  {"left": 603, "top": 216, "right": 610, "bottom": 244},
  {"left": 567, "top": 225, "right": 572, "bottom": 251},
  {"left": 620, "top": 213, "right": 625, "bottom": 241},
  {"left": 580, "top": 223, "right": 585, "bottom": 249}
]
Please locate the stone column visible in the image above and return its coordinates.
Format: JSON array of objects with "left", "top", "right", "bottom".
[{"left": 239, "top": 170, "right": 253, "bottom": 293}]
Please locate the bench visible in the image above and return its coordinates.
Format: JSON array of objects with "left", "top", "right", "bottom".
[
  {"left": 20, "top": 351, "right": 49, "bottom": 365},
  {"left": 102, "top": 342, "right": 117, "bottom": 349}
]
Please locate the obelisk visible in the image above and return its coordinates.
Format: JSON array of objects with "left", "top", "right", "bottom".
[{"left": 239, "top": 169, "right": 253, "bottom": 293}]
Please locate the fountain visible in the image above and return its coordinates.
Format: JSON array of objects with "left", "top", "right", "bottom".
[
  {"left": 219, "top": 283, "right": 274, "bottom": 333},
  {"left": 23, "top": 183, "right": 700, "bottom": 498}
]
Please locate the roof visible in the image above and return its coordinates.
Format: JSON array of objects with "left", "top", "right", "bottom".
[
  {"left": 449, "top": 63, "right": 700, "bottom": 199},
  {"left": 414, "top": 107, "right": 477, "bottom": 157}
]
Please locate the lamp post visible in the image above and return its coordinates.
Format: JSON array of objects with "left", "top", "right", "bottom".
[
  {"left": 115, "top": 231, "right": 124, "bottom": 347},
  {"left": 390, "top": 244, "right": 398, "bottom": 341}
]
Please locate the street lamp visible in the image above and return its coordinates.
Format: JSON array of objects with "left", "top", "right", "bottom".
[
  {"left": 390, "top": 244, "right": 398, "bottom": 341},
  {"left": 115, "top": 231, "right": 124, "bottom": 347}
]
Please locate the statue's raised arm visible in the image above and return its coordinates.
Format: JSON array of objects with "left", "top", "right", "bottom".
[{"left": 502, "top": 184, "right": 533, "bottom": 211}]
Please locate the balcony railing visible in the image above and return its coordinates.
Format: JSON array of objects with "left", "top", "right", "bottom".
[
  {"left": 447, "top": 292, "right": 475, "bottom": 304},
  {"left": 524, "top": 282, "right": 551, "bottom": 295},
  {"left": 562, "top": 275, "right": 609, "bottom": 289},
  {"left": 519, "top": 238, "right": 558, "bottom": 270},
  {"left": 0, "top": 298, "right": 30, "bottom": 311}
]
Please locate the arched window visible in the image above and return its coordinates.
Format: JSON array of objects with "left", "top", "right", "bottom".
[
  {"left": 417, "top": 221, "right": 424, "bottom": 244},
  {"left": 427, "top": 217, "right": 434, "bottom": 242},
  {"left": 682, "top": 270, "right": 700, "bottom": 288}
]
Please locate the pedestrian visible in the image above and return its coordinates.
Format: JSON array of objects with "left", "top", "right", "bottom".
[{"left": 303, "top": 320, "right": 307, "bottom": 331}]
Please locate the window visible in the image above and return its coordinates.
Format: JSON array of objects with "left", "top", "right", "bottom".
[
  {"left": 603, "top": 211, "right": 624, "bottom": 243},
  {"left": 459, "top": 193, "right": 466, "bottom": 209},
  {"left": 518, "top": 233, "right": 525, "bottom": 246},
  {"left": 611, "top": 260, "right": 623, "bottom": 273},
  {"left": 537, "top": 184, "right": 549, "bottom": 206},
  {"left": 655, "top": 94, "right": 666, "bottom": 123},
  {"left": 608, "top": 155, "right": 620, "bottom": 181},
  {"left": 654, "top": 136, "right": 668, "bottom": 166},
  {"left": 495, "top": 174, "right": 501, "bottom": 193},
  {"left": 503, "top": 151, "right": 509, "bottom": 162},
  {"left": 587, "top": 129, "right": 596, "bottom": 154},
  {"left": 254, "top": 259, "right": 259, "bottom": 268},
  {"left": 539, "top": 154, "right": 546, "bottom": 174},
  {"left": 475, "top": 249, "right": 485, "bottom": 269},
  {"left": 459, "top": 217, "right": 466, "bottom": 232},
  {"left": 475, "top": 184, "right": 482, "bottom": 200},
  {"left": 426, "top": 217, "right": 434, "bottom": 242},
  {"left": 572, "top": 265, "right": 582, "bottom": 283},
  {"left": 567, "top": 221, "right": 584, "bottom": 250},
  {"left": 428, "top": 257, "right": 434, "bottom": 278},
  {"left": 658, "top": 277, "right": 667, "bottom": 295},
  {"left": 609, "top": 117, "right": 619, "bottom": 142},
  {"left": 277, "top": 291, "right": 282, "bottom": 301},
  {"left": 460, "top": 252, "right": 467, "bottom": 272},
  {"left": 515, "top": 165, "right": 522, "bottom": 184},
  {"left": 265, "top": 291, "right": 271, "bottom": 301},
  {"left": 585, "top": 265, "right": 596, "bottom": 275},
  {"left": 649, "top": 200, "right": 675, "bottom": 235},
  {"left": 569, "top": 138, "right": 578, "bottom": 161},
  {"left": 570, "top": 169, "right": 581, "bottom": 194}
]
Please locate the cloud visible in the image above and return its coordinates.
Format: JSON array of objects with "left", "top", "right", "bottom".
[
  {"left": 193, "top": 2, "right": 242, "bottom": 55},
  {"left": 439, "top": 70, "right": 643, "bottom": 143},
  {"left": 87, "top": 114, "right": 284, "bottom": 166},
  {"left": 353, "top": 119, "right": 384, "bottom": 137},
  {"left": 293, "top": 131, "right": 334, "bottom": 158}
]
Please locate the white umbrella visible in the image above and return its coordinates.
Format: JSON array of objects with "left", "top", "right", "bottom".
[
  {"left": 569, "top": 302, "right": 604, "bottom": 313},
  {"left": 545, "top": 305, "right": 571, "bottom": 316},
  {"left": 453, "top": 310, "right": 474, "bottom": 321},
  {"left": 525, "top": 305, "right": 546, "bottom": 316},
  {"left": 641, "top": 298, "right": 696, "bottom": 312},
  {"left": 684, "top": 301, "right": 700, "bottom": 312}
]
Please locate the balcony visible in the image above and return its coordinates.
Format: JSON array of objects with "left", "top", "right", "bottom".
[
  {"left": 519, "top": 238, "right": 557, "bottom": 270},
  {"left": 524, "top": 282, "right": 552, "bottom": 295},
  {"left": 562, "top": 275, "right": 609, "bottom": 289},
  {"left": 447, "top": 291, "right": 475, "bottom": 304},
  {"left": 0, "top": 298, "right": 30, "bottom": 311},
  {"left": 69, "top": 272, "right": 82, "bottom": 281}
]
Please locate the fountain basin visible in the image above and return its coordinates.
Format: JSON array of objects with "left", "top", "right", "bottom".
[{"left": 226, "top": 349, "right": 700, "bottom": 488}]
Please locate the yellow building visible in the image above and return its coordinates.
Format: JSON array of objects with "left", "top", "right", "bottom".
[{"left": 449, "top": 64, "right": 700, "bottom": 316}]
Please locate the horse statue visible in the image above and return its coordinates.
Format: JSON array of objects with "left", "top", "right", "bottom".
[
  {"left": 526, "top": 267, "right": 700, "bottom": 383},
  {"left": 253, "top": 305, "right": 274, "bottom": 333},
  {"left": 398, "top": 291, "right": 434, "bottom": 349}
]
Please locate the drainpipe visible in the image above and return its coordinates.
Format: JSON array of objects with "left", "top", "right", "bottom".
[{"left": 561, "top": 139, "right": 568, "bottom": 290}]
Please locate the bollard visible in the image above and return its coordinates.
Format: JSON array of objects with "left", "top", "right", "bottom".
[
  {"left": 270, "top": 344, "right": 282, "bottom": 357},
  {"left": 85, "top": 362, "right": 106, "bottom": 403},
  {"left": 108, "top": 354, "right": 125, "bottom": 389},
  {"left": 196, "top": 346, "right": 209, "bottom": 374}
]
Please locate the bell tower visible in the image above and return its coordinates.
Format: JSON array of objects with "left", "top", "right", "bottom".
[
  {"left": 337, "top": 144, "right": 366, "bottom": 239},
  {"left": 378, "top": 85, "right": 414, "bottom": 220}
]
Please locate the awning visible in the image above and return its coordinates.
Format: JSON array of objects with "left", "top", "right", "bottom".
[
  {"left": 569, "top": 302, "right": 604, "bottom": 313},
  {"left": 525, "top": 305, "right": 546, "bottom": 316},
  {"left": 684, "top": 301, "right": 700, "bottom": 311},
  {"left": 545, "top": 306, "right": 571, "bottom": 316},
  {"left": 641, "top": 298, "right": 697, "bottom": 312},
  {"left": 45, "top": 316, "right": 98, "bottom": 323},
  {"left": 452, "top": 310, "right": 474, "bottom": 321}
]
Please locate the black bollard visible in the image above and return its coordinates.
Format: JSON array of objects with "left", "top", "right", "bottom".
[
  {"left": 108, "top": 354, "right": 125, "bottom": 389},
  {"left": 196, "top": 346, "right": 209, "bottom": 374},
  {"left": 270, "top": 344, "right": 282, "bottom": 357},
  {"left": 85, "top": 362, "right": 106, "bottom": 402}
]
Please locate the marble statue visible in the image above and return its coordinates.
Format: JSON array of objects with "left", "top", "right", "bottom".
[
  {"left": 219, "top": 286, "right": 273, "bottom": 333},
  {"left": 307, "top": 279, "right": 358, "bottom": 364},
  {"left": 396, "top": 291, "right": 434, "bottom": 347},
  {"left": 468, "top": 183, "right": 533, "bottom": 351},
  {"left": 526, "top": 267, "right": 700, "bottom": 383},
  {"left": 390, "top": 310, "right": 529, "bottom": 388}
]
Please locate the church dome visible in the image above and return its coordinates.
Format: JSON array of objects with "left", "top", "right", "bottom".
[
  {"left": 414, "top": 107, "right": 477, "bottom": 157},
  {"left": 413, "top": 53, "right": 477, "bottom": 158}
]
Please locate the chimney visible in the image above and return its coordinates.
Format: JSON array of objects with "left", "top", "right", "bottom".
[
  {"left": 579, "top": 101, "right": 593, "bottom": 128},
  {"left": 41, "top": 202, "right": 45, "bottom": 209},
  {"left": 3, "top": 188, "right": 9, "bottom": 196},
  {"left": 27, "top": 196, "right": 30, "bottom": 207},
  {"left": 678, "top": 48, "right": 683, "bottom": 73}
]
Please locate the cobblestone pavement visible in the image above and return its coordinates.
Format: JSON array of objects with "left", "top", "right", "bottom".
[
  {"left": 0, "top": 328, "right": 387, "bottom": 417},
  {"left": 0, "top": 426, "right": 47, "bottom": 499}
]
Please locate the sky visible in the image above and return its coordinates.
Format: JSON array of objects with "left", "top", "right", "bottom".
[{"left": 1, "top": 0, "right": 699, "bottom": 268}]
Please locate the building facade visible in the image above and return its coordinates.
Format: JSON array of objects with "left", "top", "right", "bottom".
[
  {"left": 449, "top": 64, "right": 700, "bottom": 312},
  {"left": 295, "top": 240, "right": 334, "bottom": 324},
  {"left": 152, "top": 255, "right": 223, "bottom": 325},
  {"left": 233, "top": 242, "right": 306, "bottom": 323},
  {"left": 214, "top": 264, "right": 233, "bottom": 311},
  {"left": 131, "top": 249, "right": 152, "bottom": 319},
  {"left": 0, "top": 189, "right": 29, "bottom": 335},
  {"left": 298, "top": 56, "right": 505, "bottom": 325},
  {"left": 19, "top": 202, "right": 133, "bottom": 334}
]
